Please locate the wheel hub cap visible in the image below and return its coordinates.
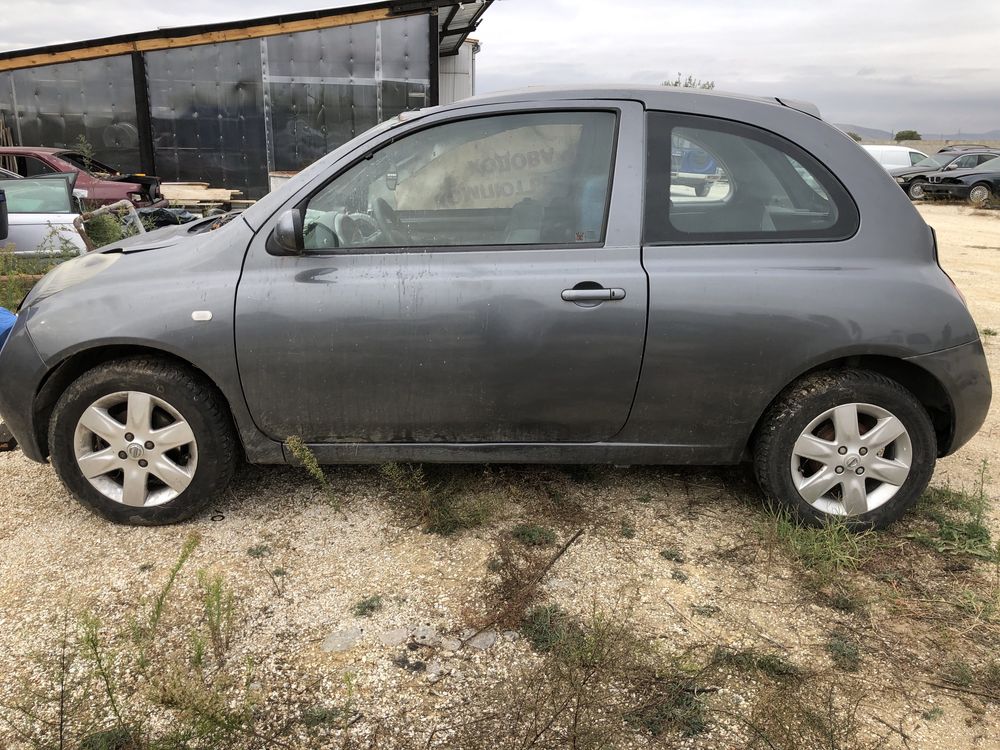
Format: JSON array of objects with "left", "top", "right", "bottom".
[
  {"left": 790, "top": 402, "right": 912, "bottom": 517},
  {"left": 73, "top": 390, "right": 198, "bottom": 508}
]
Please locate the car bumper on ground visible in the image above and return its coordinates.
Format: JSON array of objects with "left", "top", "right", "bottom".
[
  {"left": 0, "top": 313, "right": 50, "bottom": 462},
  {"left": 905, "top": 338, "right": 992, "bottom": 456},
  {"left": 922, "top": 183, "right": 970, "bottom": 200}
]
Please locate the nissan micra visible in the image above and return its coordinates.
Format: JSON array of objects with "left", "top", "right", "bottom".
[{"left": 0, "top": 86, "right": 991, "bottom": 527}]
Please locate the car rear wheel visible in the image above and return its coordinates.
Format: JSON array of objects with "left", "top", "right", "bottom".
[
  {"left": 968, "top": 183, "right": 993, "bottom": 208},
  {"left": 753, "top": 370, "right": 936, "bottom": 528},
  {"left": 49, "top": 357, "right": 237, "bottom": 525},
  {"left": 907, "top": 181, "right": 926, "bottom": 200}
]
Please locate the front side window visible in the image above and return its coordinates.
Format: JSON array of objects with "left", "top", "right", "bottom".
[
  {"left": 301, "top": 110, "right": 617, "bottom": 251},
  {"left": 0, "top": 177, "right": 73, "bottom": 214},
  {"left": 644, "top": 112, "right": 858, "bottom": 244},
  {"left": 909, "top": 151, "right": 926, "bottom": 166}
]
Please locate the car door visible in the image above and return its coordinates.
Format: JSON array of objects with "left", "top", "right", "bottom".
[
  {"left": 235, "top": 101, "right": 647, "bottom": 444},
  {"left": 0, "top": 175, "right": 86, "bottom": 257}
]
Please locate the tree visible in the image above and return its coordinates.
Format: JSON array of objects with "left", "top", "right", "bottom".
[
  {"left": 894, "top": 129, "right": 921, "bottom": 141},
  {"left": 663, "top": 73, "right": 715, "bottom": 90},
  {"left": 847, "top": 131, "right": 863, "bottom": 142}
]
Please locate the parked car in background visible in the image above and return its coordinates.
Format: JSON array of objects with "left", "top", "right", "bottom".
[
  {"left": 924, "top": 156, "right": 1000, "bottom": 206},
  {"left": 0, "top": 86, "right": 990, "bottom": 531},
  {"left": 890, "top": 146, "right": 1000, "bottom": 200},
  {"left": 0, "top": 172, "right": 87, "bottom": 256},
  {"left": 862, "top": 144, "right": 928, "bottom": 170},
  {"left": 0, "top": 147, "right": 166, "bottom": 208}
]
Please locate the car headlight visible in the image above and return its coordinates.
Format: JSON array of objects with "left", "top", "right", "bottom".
[
  {"left": 24, "top": 253, "right": 121, "bottom": 308},
  {"left": 895, "top": 177, "right": 906, "bottom": 184}
]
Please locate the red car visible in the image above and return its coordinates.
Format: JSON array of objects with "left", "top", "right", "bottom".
[{"left": 0, "top": 147, "right": 166, "bottom": 207}]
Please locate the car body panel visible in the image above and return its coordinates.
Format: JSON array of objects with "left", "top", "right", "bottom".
[{"left": 0, "top": 86, "right": 991, "bottom": 469}]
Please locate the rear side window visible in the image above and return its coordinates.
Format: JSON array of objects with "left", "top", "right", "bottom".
[
  {"left": 16, "top": 155, "right": 57, "bottom": 177},
  {"left": 644, "top": 112, "right": 859, "bottom": 245},
  {"left": 909, "top": 151, "right": 925, "bottom": 166}
]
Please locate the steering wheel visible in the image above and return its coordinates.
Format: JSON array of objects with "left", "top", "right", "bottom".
[
  {"left": 372, "top": 198, "right": 413, "bottom": 245},
  {"left": 303, "top": 219, "right": 339, "bottom": 250},
  {"left": 334, "top": 212, "right": 379, "bottom": 247}
]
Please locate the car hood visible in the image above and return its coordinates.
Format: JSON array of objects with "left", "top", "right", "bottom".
[
  {"left": 99, "top": 212, "right": 243, "bottom": 254},
  {"left": 931, "top": 166, "right": 1000, "bottom": 180},
  {"left": 888, "top": 165, "right": 938, "bottom": 178}
]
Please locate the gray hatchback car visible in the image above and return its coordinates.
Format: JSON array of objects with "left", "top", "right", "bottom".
[{"left": 0, "top": 86, "right": 991, "bottom": 527}]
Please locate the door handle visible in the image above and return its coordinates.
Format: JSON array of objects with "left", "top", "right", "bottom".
[{"left": 561, "top": 287, "right": 626, "bottom": 302}]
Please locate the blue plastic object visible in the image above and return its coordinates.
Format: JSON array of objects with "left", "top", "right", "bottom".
[{"left": 0, "top": 307, "right": 15, "bottom": 350}]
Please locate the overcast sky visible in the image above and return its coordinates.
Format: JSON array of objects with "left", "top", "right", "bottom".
[{"left": 2, "top": 0, "right": 998, "bottom": 134}]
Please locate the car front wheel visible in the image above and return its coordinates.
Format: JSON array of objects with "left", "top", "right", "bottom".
[
  {"left": 49, "top": 357, "right": 237, "bottom": 525},
  {"left": 907, "top": 181, "right": 926, "bottom": 200},
  {"left": 753, "top": 370, "right": 936, "bottom": 528}
]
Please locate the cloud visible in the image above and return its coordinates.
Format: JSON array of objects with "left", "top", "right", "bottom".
[{"left": 1, "top": 0, "right": 997, "bottom": 133}]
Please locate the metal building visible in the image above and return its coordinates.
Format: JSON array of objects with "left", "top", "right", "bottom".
[{"left": 0, "top": 1, "right": 492, "bottom": 198}]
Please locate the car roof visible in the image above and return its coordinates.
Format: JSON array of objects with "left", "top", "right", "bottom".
[
  {"left": 0, "top": 146, "right": 68, "bottom": 155},
  {"left": 452, "top": 85, "right": 822, "bottom": 117}
]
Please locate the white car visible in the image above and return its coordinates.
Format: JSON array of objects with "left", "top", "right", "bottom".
[
  {"left": 0, "top": 171, "right": 87, "bottom": 257},
  {"left": 862, "top": 144, "right": 929, "bottom": 171}
]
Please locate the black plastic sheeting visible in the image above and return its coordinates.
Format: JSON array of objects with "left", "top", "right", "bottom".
[{"left": 0, "top": 14, "right": 431, "bottom": 199}]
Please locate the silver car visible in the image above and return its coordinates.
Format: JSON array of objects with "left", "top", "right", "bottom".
[{"left": 0, "top": 86, "right": 991, "bottom": 527}]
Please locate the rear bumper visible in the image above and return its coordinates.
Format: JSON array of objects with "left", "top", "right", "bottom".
[
  {"left": 0, "top": 314, "right": 49, "bottom": 462},
  {"left": 905, "top": 339, "right": 992, "bottom": 455}
]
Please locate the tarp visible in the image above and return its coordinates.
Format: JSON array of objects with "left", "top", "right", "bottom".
[{"left": 0, "top": 307, "right": 15, "bottom": 350}]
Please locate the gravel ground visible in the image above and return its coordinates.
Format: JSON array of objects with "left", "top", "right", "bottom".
[{"left": 0, "top": 203, "right": 998, "bottom": 749}]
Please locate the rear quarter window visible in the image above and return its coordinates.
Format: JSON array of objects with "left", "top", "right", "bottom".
[{"left": 644, "top": 112, "right": 859, "bottom": 245}]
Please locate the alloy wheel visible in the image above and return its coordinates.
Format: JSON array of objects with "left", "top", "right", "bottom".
[
  {"left": 969, "top": 184, "right": 992, "bottom": 207},
  {"left": 789, "top": 402, "right": 912, "bottom": 517},
  {"left": 73, "top": 390, "right": 198, "bottom": 507}
]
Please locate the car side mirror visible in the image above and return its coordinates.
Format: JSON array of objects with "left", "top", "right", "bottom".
[
  {"left": 266, "top": 209, "right": 304, "bottom": 256},
  {"left": 945, "top": 163, "right": 958, "bottom": 170},
  {"left": 0, "top": 189, "right": 8, "bottom": 242}
]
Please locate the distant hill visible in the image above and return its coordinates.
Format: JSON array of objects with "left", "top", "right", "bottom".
[{"left": 836, "top": 123, "right": 1000, "bottom": 141}]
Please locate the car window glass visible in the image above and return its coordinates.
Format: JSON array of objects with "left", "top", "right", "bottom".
[
  {"left": 954, "top": 155, "right": 977, "bottom": 168},
  {"left": 16, "top": 156, "right": 57, "bottom": 177},
  {"left": 1, "top": 177, "right": 73, "bottom": 213},
  {"left": 909, "top": 152, "right": 925, "bottom": 166},
  {"left": 980, "top": 157, "right": 1000, "bottom": 171},
  {"left": 300, "top": 110, "right": 617, "bottom": 251},
  {"left": 59, "top": 152, "right": 119, "bottom": 176},
  {"left": 976, "top": 154, "right": 996, "bottom": 166},
  {"left": 644, "top": 112, "right": 856, "bottom": 244}
]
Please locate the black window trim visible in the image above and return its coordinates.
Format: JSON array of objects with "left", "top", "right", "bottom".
[
  {"left": 642, "top": 111, "right": 861, "bottom": 246},
  {"left": 292, "top": 106, "right": 623, "bottom": 257}
]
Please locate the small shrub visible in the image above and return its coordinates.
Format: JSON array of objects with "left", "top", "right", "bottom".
[
  {"left": 352, "top": 595, "right": 384, "bottom": 618},
  {"left": 671, "top": 569, "right": 689, "bottom": 583},
  {"left": 921, "top": 706, "right": 944, "bottom": 721},
  {"left": 619, "top": 517, "right": 637, "bottom": 539},
  {"left": 940, "top": 659, "right": 974, "bottom": 688},
  {"left": 825, "top": 634, "right": 861, "bottom": 672},
  {"left": 982, "top": 327, "right": 998, "bottom": 337},
  {"left": 287, "top": 436, "right": 339, "bottom": 509},
  {"left": 711, "top": 646, "right": 802, "bottom": 679},
  {"left": 84, "top": 213, "right": 124, "bottom": 249},
  {"left": 511, "top": 523, "right": 556, "bottom": 547},
  {"left": 381, "top": 462, "right": 498, "bottom": 535},
  {"left": 521, "top": 604, "right": 573, "bottom": 653},
  {"left": 660, "top": 547, "right": 684, "bottom": 563}
]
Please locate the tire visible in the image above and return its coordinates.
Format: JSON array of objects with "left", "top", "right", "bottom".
[
  {"left": 753, "top": 370, "right": 936, "bottom": 529},
  {"left": 48, "top": 357, "right": 237, "bottom": 525},
  {"left": 907, "top": 181, "right": 926, "bottom": 200},
  {"left": 968, "top": 183, "right": 993, "bottom": 208},
  {"left": 695, "top": 182, "right": 712, "bottom": 197}
]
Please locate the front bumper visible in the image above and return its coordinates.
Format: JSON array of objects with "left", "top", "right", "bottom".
[
  {"left": 905, "top": 338, "right": 992, "bottom": 455},
  {"left": 922, "top": 183, "right": 970, "bottom": 200},
  {"left": 0, "top": 313, "right": 49, "bottom": 462}
]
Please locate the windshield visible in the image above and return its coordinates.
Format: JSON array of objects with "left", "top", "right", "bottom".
[
  {"left": 58, "top": 152, "right": 121, "bottom": 177},
  {"left": 913, "top": 154, "right": 953, "bottom": 168}
]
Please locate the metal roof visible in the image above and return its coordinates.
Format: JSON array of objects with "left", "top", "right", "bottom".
[{"left": 0, "top": 1, "right": 493, "bottom": 71}]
